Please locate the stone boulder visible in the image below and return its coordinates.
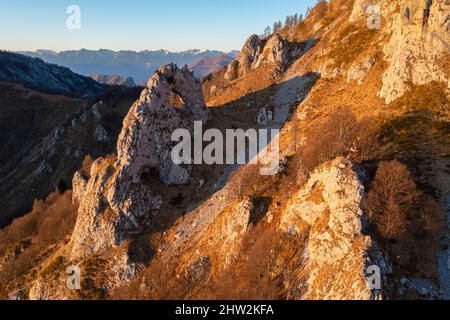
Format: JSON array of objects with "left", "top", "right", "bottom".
[
  {"left": 347, "top": 55, "right": 376, "bottom": 84},
  {"left": 280, "top": 158, "right": 387, "bottom": 300},
  {"left": 256, "top": 106, "right": 274, "bottom": 125}
]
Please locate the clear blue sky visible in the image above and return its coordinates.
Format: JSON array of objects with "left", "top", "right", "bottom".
[{"left": 0, "top": 0, "right": 317, "bottom": 52}]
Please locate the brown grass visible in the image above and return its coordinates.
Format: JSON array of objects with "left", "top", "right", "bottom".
[
  {"left": 390, "top": 81, "right": 448, "bottom": 113},
  {"left": 327, "top": 24, "right": 379, "bottom": 68},
  {"left": 295, "top": 106, "right": 380, "bottom": 175}
]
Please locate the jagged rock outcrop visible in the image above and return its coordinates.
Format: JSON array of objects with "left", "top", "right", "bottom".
[
  {"left": 117, "top": 63, "right": 208, "bottom": 185},
  {"left": 280, "top": 158, "right": 387, "bottom": 300},
  {"left": 236, "top": 34, "right": 265, "bottom": 76},
  {"left": 224, "top": 33, "right": 293, "bottom": 81},
  {"left": 70, "top": 157, "right": 163, "bottom": 259},
  {"left": 254, "top": 34, "right": 291, "bottom": 70},
  {"left": 69, "top": 64, "right": 209, "bottom": 259},
  {"left": 347, "top": 55, "right": 376, "bottom": 84}
]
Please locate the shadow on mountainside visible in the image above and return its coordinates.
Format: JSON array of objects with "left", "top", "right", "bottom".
[
  {"left": 131, "top": 72, "right": 320, "bottom": 265},
  {"left": 0, "top": 85, "right": 143, "bottom": 228}
]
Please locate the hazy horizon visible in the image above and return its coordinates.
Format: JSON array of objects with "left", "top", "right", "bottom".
[{"left": 16, "top": 48, "right": 238, "bottom": 54}]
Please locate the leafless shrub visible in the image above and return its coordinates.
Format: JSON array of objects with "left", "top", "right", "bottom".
[
  {"left": 0, "top": 190, "right": 78, "bottom": 293},
  {"left": 290, "top": 107, "right": 380, "bottom": 185},
  {"left": 195, "top": 225, "right": 306, "bottom": 300},
  {"left": 306, "top": 106, "right": 379, "bottom": 165}
]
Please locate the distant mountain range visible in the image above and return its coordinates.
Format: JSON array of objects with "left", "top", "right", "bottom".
[
  {"left": 91, "top": 74, "right": 136, "bottom": 87},
  {"left": 0, "top": 51, "right": 106, "bottom": 97},
  {"left": 20, "top": 49, "right": 239, "bottom": 83},
  {"left": 189, "top": 55, "right": 234, "bottom": 80}
]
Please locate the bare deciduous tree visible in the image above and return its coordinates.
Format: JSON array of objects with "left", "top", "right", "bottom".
[{"left": 365, "top": 161, "right": 421, "bottom": 240}]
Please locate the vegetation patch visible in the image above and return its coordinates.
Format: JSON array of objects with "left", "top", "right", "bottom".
[{"left": 327, "top": 24, "right": 379, "bottom": 68}]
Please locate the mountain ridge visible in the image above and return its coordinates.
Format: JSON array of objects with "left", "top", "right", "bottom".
[
  {"left": 19, "top": 49, "right": 239, "bottom": 83},
  {"left": 0, "top": 51, "right": 107, "bottom": 98},
  {"left": 0, "top": 0, "right": 448, "bottom": 301}
]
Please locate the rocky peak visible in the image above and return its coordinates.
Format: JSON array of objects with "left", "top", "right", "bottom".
[
  {"left": 254, "top": 33, "right": 290, "bottom": 70},
  {"left": 225, "top": 33, "right": 292, "bottom": 81},
  {"left": 69, "top": 64, "right": 208, "bottom": 259},
  {"left": 117, "top": 63, "right": 208, "bottom": 185},
  {"left": 237, "top": 34, "right": 265, "bottom": 71}
]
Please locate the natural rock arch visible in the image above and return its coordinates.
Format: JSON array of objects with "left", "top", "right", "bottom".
[
  {"left": 116, "top": 63, "right": 209, "bottom": 185},
  {"left": 69, "top": 64, "right": 209, "bottom": 259}
]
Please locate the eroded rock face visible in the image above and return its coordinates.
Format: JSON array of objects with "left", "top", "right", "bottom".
[
  {"left": 117, "top": 63, "right": 208, "bottom": 185},
  {"left": 349, "top": 0, "right": 449, "bottom": 103},
  {"left": 224, "top": 33, "right": 292, "bottom": 80},
  {"left": 280, "top": 158, "right": 387, "bottom": 300},
  {"left": 236, "top": 34, "right": 265, "bottom": 75},
  {"left": 254, "top": 34, "right": 290, "bottom": 70},
  {"left": 69, "top": 64, "right": 208, "bottom": 259},
  {"left": 347, "top": 55, "right": 376, "bottom": 84},
  {"left": 379, "top": 0, "right": 449, "bottom": 103}
]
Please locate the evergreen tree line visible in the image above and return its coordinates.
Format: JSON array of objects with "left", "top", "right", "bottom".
[
  {"left": 261, "top": 1, "right": 330, "bottom": 39},
  {"left": 261, "top": 13, "right": 304, "bottom": 39}
]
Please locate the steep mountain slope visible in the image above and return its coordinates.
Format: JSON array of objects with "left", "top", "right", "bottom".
[
  {"left": 0, "top": 0, "right": 448, "bottom": 300},
  {"left": 0, "top": 80, "right": 141, "bottom": 227},
  {"left": 0, "top": 52, "right": 106, "bottom": 97}
]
